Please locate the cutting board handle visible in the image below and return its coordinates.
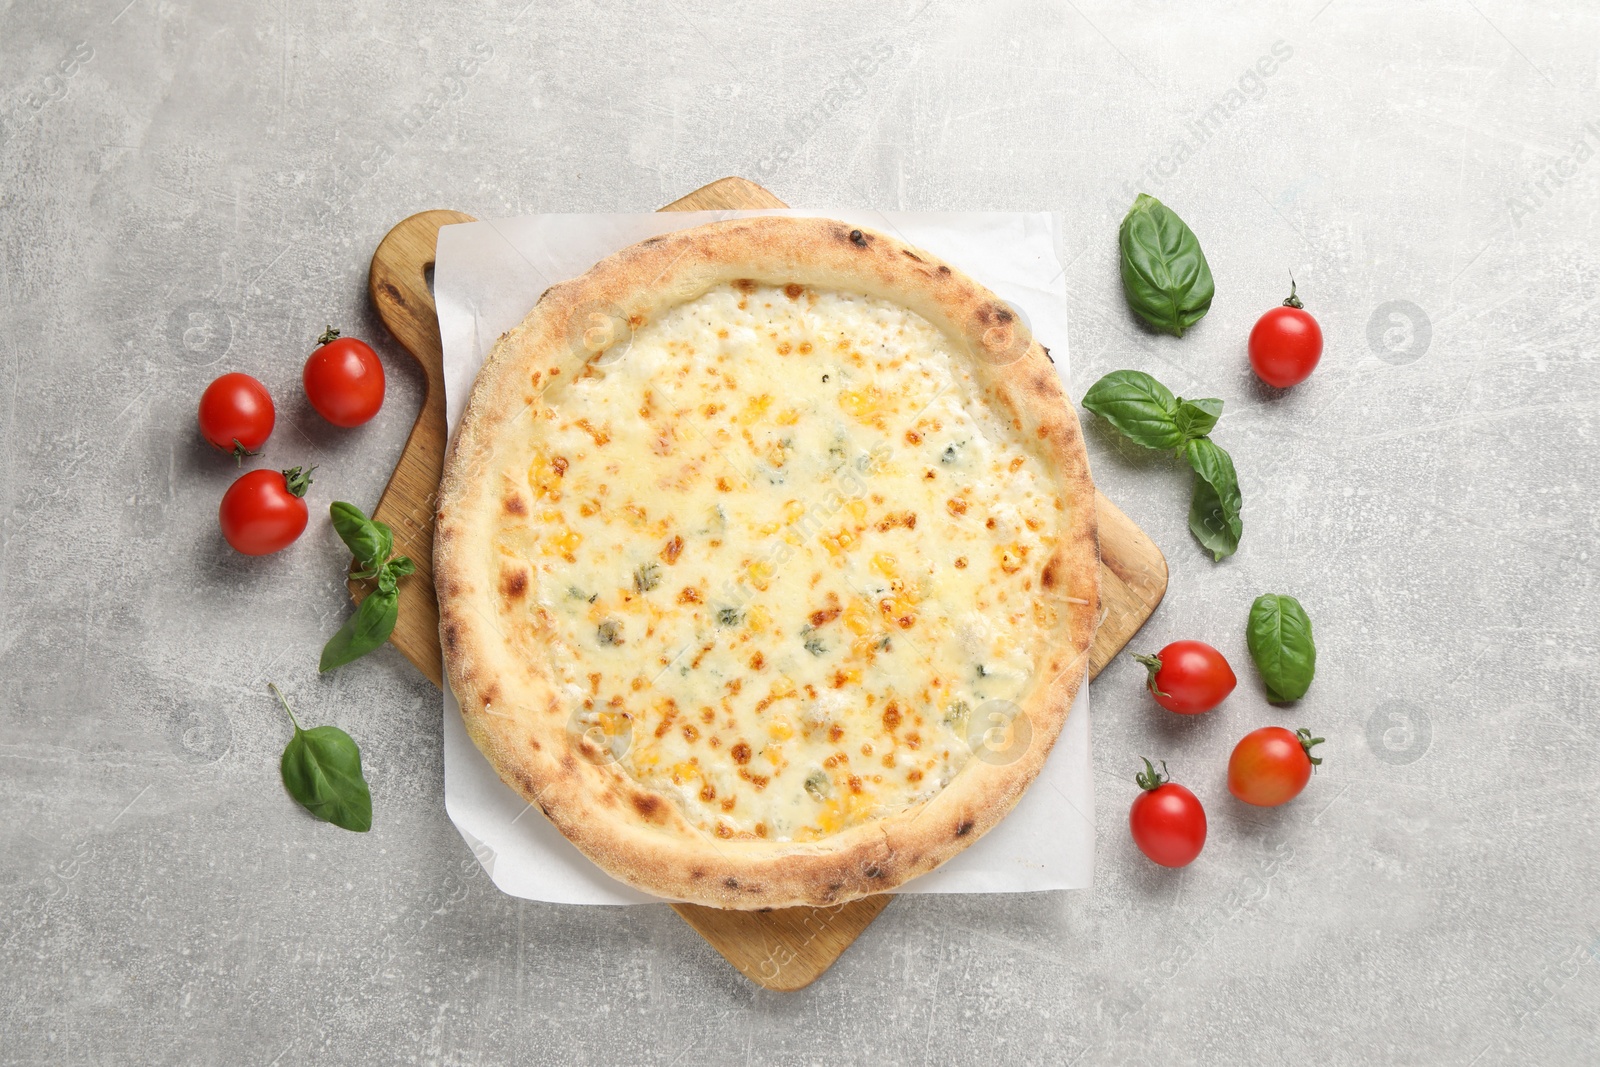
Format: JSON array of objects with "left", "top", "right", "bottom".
[{"left": 369, "top": 209, "right": 477, "bottom": 408}]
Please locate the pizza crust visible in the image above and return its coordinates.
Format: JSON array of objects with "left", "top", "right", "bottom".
[{"left": 435, "top": 216, "right": 1099, "bottom": 909}]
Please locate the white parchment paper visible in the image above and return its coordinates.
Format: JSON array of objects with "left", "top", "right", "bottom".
[{"left": 433, "top": 210, "right": 1093, "bottom": 904}]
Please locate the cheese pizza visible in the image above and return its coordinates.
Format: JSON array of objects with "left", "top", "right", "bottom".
[{"left": 435, "top": 216, "right": 1098, "bottom": 909}]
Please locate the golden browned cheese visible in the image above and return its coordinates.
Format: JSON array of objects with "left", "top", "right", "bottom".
[{"left": 494, "top": 282, "right": 1058, "bottom": 842}]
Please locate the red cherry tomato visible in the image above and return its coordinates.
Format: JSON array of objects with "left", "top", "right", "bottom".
[
  {"left": 1129, "top": 759, "right": 1206, "bottom": 867},
  {"left": 1228, "top": 726, "right": 1325, "bottom": 807},
  {"left": 219, "top": 466, "right": 314, "bottom": 555},
  {"left": 303, "top": 327, "right": 385, "bottom": 427},
  {"left": 1249, "top": 280, "right": 1323, "bottom": 388},
  {"left": 198, "top": 373, "right": 275, "bottom": 462},
  {"left": 1134, "top": 641, "right": 1237, "bottom": 715}
]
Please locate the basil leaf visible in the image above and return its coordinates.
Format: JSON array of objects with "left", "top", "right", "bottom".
[
  {"left": 1174, "top": 397, "right": 1223, "bottom": 441},
  {"left": 372, "top": 520, "right": 395, "bottom": 568},
  {"left": 1184, "top": 437, "right": 1243, "bottom": 561},
  {"left": 1247, "top": 594, "right": 1316, "bottom": 702},
  {"left": 1118, "top": 194, "right": 1215, "bottom": 336},
  {"left": 1081, "top": 370, "right": 1183, "bottom": 449},
  {"left": 320, "top": 587, "right": 399, "bottom": 672},
  {"left": 387, "top": 555, "right": 415, "bottom": 578},
  {"left": 330, "top": 502, "right": 385, "bottom": 567},
  {"left": 271, "top": 684, "right": 372, "bottom": 832}
]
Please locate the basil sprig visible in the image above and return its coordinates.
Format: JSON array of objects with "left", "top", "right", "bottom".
[
  {"left": 1118, "top": 194, "right": 1214, "bottom": 336},
  {"left": 1082, "top": 370, "right": 1244, "bottom": 560},
  {"left": 320, "top": 502, "right": 414, "bottom": 672},
  {"left": 1246, "top": 594, "right": 1317, "bottom": 702},
  {"left": 270, "top": 683, "right": 372, "bottom": 832}
]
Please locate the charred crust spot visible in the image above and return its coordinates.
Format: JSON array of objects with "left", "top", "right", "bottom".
[
  {"left": 690, "top": 868, "right": 705, "bottom": 880},
  {"left": 631, "top": 793, "right": 664, "bottom": 821},
  {"left": 864, "top": 865, "right": 884, "bottom": 879},
  {"left": 501, "top": 569, "right": 528, "bottom": 598},
  {"left": 938, "top": 264, "right": 951, "bottom": 275},
  {"left": 724, "top": 877, "right": 739, "bottom": 889},
  {"left": 1041, "top": 344, "right": 1054, "bottom": 363},
  {"left": 848, "top": 229, "right": 867, "bottom": 246},
  {"left": 504, "top": 495, "right": 527, "bottom": 516},
  {"left": 733, "top": 278, "right": 756, "bottom": 293},
  {"left": 976, "top": 302, "right": 1013, "bottom": 326},
  {"left": 784, "top": 283, "right": 804, "bottom": 300},
  {"left": 1041, "top": 560, "right": 1059, "bottom": 590},
  {"left": 956, "top": 819, "right": 975, "bottom": 837},
  {"left": 443, "top": 623, "right": 460, "bottom": 651},
  {"left": 901, "top": 249, "right": 923, "bottom": 262}
]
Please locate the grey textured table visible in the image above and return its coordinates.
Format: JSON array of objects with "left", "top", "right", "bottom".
[{"left": 3, "top": 2, "right": 1597, "bottom": 1063}]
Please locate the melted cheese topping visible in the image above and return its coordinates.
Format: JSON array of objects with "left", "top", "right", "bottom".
[{"left": 498, "top": 282, "right": 1060, "bottom": 842}]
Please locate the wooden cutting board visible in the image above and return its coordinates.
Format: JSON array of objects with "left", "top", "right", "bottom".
[{"left": 357, "top": 177, "right": 1168, "bottom": 990}]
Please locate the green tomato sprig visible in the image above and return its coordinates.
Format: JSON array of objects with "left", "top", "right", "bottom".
[
  {"left": 320, "top": 501, "right": 415, "bottom": 672},
  {"left": 1081, "top": 370, "right": 1243, "bottom": 560}
]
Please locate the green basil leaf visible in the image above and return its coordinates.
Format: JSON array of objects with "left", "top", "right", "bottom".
[
  {"left": 330, "top": 502, "right": 385, "bottom": 567},
  {"left": 1118, "top": 194, "right": 1215, "bottom": 336},
  {"left": 1174, "top": 397, "right": 1223, "bottom": 441},
  {"left": 320, "top": 588, "right": 399, "bottom": 672},
  {"left": 281, "top": 726, "right": 373, "bottom": 832},
  {"left": 1081, "top": 370, "right": 1183, "bottom": 449},
  {"left": 372, "top": 520, "right": 395, "bottom": 567},
  {"left": 1246, "top": 593, "right": 1317, "bottom": 702},
  {"left": 1184, "top": 437, "right": 1243, "bottom": 561},
  {"left": 387, "top": 555, "right": 415, "bottom": 578},
  {"left": 271, "top": 684, "right": 372, "bottom": 832}
]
